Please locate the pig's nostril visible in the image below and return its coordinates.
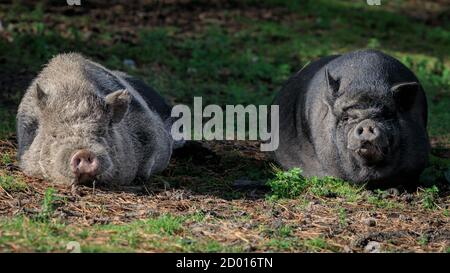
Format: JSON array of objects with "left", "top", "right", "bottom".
[
  {"left": 357, "top": 127, "right": 363, "bottom": 135},
  {"left": 70, "top": 149, "right": 99, "bottom": 177}
]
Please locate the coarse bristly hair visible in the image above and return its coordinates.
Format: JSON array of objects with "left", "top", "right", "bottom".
[{"left": 17, "top": 53, "right": 176, "bottom": 186}]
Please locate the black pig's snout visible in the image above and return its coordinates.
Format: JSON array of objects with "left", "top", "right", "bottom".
[
  {"left": 354, "top": 120, "right": 380, "bottom": 142},
  {"left": 349, "top": 120, "right": 387, "bottom": 164}
]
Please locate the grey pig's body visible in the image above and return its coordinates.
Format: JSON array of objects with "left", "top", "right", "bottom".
[
  {"left": 273, "top": 49, "right": 430, "bottom": 187},
  {"left": 17, "top": 53, "right": 177, "bottom": 185}
]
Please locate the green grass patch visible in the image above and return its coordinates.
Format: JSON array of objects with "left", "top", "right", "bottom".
[
  {"left": 1, "top": 153, "right": 13, "bottom": 165},
  {"left": 0, "top": 173, "right": 28, "bottom": 192},
  {"left": 36, "top": 187, "right": 59, "bottom": 222},
  {"left": 420, "top": 186, "right": 439, "bottom": 210},
  {"left": 338, "top": 208, "right": 347, "bottom": 227},
  {"left": 303, "top": 237, "right": 338, "bottom": 252},
  {"left": 267, "top": 168, "right": 362, "bottom": 201},
  {"left": 366, "top": 190, "right": 404, "bottom": 209},
  {"left": 0, "top": 213, "right": 243, "bottom": 252}
]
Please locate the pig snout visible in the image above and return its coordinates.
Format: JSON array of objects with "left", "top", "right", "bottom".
[
  {"left": 70, "top": 149, "right": 99, "bottom": 181},
  {"left": 354, "top": 120, "right": 380, "bottom": 142},
  {"left": 349, "top": 120, "right": 386, "bottom": 164}
]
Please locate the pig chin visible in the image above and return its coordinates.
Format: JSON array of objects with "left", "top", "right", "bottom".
[{"left": 350, "top": 143, "right": 386, "bottom": 166}]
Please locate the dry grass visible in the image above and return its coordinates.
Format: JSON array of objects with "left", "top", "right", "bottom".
[{"left": 0, "top": 136, "right": 448, "bottom": 253}]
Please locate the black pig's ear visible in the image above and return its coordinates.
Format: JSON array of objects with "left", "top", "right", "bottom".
[
  {"left": 105, "top": 89, "right": 131, "bottom": 123},
  {"left": 35, "top": 83, "right": 47, "bottom": 109},
  {"left": 391, "top": 82, "right": 419, "bottom": 111},
  {"left": 325, "top": 68, "right": 340, "bottom": 103}
]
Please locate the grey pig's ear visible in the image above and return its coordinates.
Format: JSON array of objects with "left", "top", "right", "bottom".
[
  {"left": 391, "top": 82, "right": 420, "bottom": 112},
  {"left": 35, "top": 83, "right": 47, "bottom": 109},
  {"left": 325, "top": 68, "right": 340, "bottom": 103},
  {"left": 105, "top": 89, "right": 131, "bottom": 123}
]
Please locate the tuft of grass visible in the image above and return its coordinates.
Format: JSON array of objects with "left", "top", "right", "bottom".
[
  {"left": 147, "top": 214, "right": 184, "bottom": 235},
  {"left": 267, "top": 168, "right": 362, "bottom": 201},
  {"left": 303, "top": 237, "right": 337, "bottom": 252},
  {"left": 338, "top": 208, "right": 347, "bottom": 227},
  {"left": 36, "top": 188, "right": 58, "bottom": 222},
  {"left": 0, "top": 173, "right": 28, "bottom": 192},
  {"left": 266, "top": 168, "right": 307, "bottom": 200},
  {"left": 420, "top": 186, "right": 439, "bottom": 210},
  {"left": 277, "top": 225, "right": 293, "bottom": 237},
  {"left": 1, "top": 153, "right": 13, "bottom": 165},
  {"left": 418, "top": 236, "right": 429, "bottom": 246}
]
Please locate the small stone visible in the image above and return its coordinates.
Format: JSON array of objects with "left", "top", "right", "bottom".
[
  {"left": 363, "top": 218, "right": 377, "bottom": 227},
  {"left": 364, "top": 241, "right": 381, "bottom": 253}
]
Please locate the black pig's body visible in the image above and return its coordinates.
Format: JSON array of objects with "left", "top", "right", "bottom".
[{"left": 273, "top": 50, "right": 430, "bottom": 187}]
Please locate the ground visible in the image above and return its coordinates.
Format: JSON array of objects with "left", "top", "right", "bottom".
[{"left": 0, "top": 0, "right": 449, "bottom": 252}]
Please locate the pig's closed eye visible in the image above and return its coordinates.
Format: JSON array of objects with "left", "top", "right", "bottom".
[{"left": 342, "top": 113, "right": 357, "bottom": 122}]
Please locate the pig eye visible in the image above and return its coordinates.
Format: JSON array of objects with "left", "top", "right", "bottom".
[{"left": 342, "top": 113, "right": 357, "bottom": 122}]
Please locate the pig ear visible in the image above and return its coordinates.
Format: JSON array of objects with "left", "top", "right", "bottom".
[
  {"left": 325, "top": 68, "right": 340, "bottom": 102},
  {"left": 391, "top": 82, "right": 419, "bottom": 111},
  {"left": 35, "top": 83, "right": 47, "bottom": 108},
  {"left": 105, "top": 89, "right": 131, "bottom": 123}
]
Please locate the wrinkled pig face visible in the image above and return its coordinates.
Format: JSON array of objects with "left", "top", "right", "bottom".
[
  {"left": 34, "top": 84, "right": 131, "bottom": 185},
  {"left": 333, "top": 94, "right": 399, "bottom": 167},
  {"left": 325, "top": 70, "right": 420, "bottom": 180}
]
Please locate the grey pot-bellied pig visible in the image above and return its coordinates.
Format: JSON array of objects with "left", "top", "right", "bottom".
[
  {"left": 17, "top": 53, "right": 180, "bottom": 186},
  {"left": 272, "top": 49, "right": 430, "bottom": 187}
]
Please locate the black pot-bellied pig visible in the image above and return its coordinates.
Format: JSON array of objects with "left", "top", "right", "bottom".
[
  {"left": 272, "top": 49, "right": 430, "bottom": 187},
  {"left": 17, "top": 53, "right": 180, "bottom": 186}
]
